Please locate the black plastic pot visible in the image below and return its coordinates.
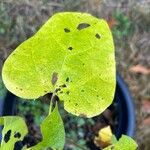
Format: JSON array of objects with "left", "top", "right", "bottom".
[
  {"left": 0, "top": 92, "right": 16, "bottom": 141},
  {"left": 0, "top": 74, "right": 135, "bottom": 145}
]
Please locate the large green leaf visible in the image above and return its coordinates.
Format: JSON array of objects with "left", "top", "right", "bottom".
[
  {"left": 27, "top": 104, "right": 65, "bottom": 150},
  {"left": 2, "top": 12, "right": 116, "bottom": 117},
  {"left": 104, "top": 135, "right": 138, "bottom": 150},
  {"left": 0, "top": 116, "right": 28, "bottom": 150}
]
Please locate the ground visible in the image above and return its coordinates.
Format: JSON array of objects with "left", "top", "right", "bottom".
[{"left": 0, "top": 0, "right": 150, "bottom": 149}]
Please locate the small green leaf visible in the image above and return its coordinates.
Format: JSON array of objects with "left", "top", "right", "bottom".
[
  {"left": 0, "top": 116, "right": 28, "bottom": 150},
  {"left": 2, "top": 12, "right": 116, "bottom": 117},
  {"left": 28, "top": 104, "right": 65, "bottom": 150},
  {"left": 104, "top": 135, "right": 138, "bottom": 150}
]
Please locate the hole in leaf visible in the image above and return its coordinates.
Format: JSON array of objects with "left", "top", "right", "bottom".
[
  {"left": 68, "top": 47, "right": 73, "bottom": 50},
  {"left": 64, "top": 28, "right": 70, "bottom": 33},
  {"left": 4, "top": 130, "right": 11, "bottom": 143},
  {"left": 59, "top": 84, "right": 67, "bottom": 88},
  {"left": 95, "top": 33, "right": 101, "bottom": 39},
  {"left": 51, "top": 72, "right": 58, "bottom": 85},
  {"left": 56, "top": 88, "right": 61, "bottom": 93},
  {"left": 14, "top": 140, "right": 24, "bottom": 150},
  {"left": 77, "top": 23, "right": 90, "bottom": 30},
  {"left": 14, "top": 132, "right": 21, "bottom": 138}
]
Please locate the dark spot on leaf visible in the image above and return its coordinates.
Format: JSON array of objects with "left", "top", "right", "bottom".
[
  {"left": 14, "top": 132, "right": 21, "bottom": 138},
  {"left": 64, "top": 28, "right": 70, "bottom": 33},
  {"left": 44, "top": 90, "right": 47, "bottom": 93},
  {"left": 82, "top": 63, "right": 85, "bottom": 66},
  {"left": 81, "top": 90, "right": 84, "bottom": 92},
  {"left": 75, "top": 103, "right": 78, "bottom": 106},
  {"left": 68, "top": 47, "right": 73, "bottom": 50},
  {"left": 60, "top": 91, "right": 63, "bottom": 94},
  {"left": 66, "top": 91, "right": 70, "bottom": 95},
  {"left": 77, "top": 23, "right": 90, "bottom": 30},
  {"left": 59, "top": 84, "right": 67, "bottom": 88},
  {"left": 20, "top": 88, "right": 23, "bottom": 91},
  {"left": 79, "top": 114, "right": 87, "bottom": 118},
  {"left": 95, "top": 33, "right": 101, "bottom": 39},
  {"left": 55, "top": 88, "right": 61, "bottom": 93},
  {"left": 97, "top": 95, "right": 99, "bottom": 97},
  {"left": 4, "top": 130, "right": 11, "bottom": 143},
  {"left": 51, "top": 72, "right": 58, "bottom": 85},
  {"left": 66, "top": 77, "right": 69, "bottom": 82}
]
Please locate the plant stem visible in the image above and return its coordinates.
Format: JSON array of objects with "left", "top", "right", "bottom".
[{"left": 49, "top": 92, "right": 56, "bottom": 115}]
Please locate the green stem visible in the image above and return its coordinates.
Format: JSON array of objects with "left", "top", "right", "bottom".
[{"left": 49, "top": 92, "right": 56, "bottom": 115}]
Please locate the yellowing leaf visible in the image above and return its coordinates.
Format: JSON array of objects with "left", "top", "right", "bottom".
[
  {"left": 2, "top": 12, "right": 116, "bottom": 117},
  {"left": 94, "top": 126, "right": 113, "bottom": 148},
  {"left": 99, "top": 126, "right": 112, "bottom": 143}
]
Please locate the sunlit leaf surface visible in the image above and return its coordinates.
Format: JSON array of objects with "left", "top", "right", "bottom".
[{"left": 2, "top": 12, "right": 116, "bottom": 117}]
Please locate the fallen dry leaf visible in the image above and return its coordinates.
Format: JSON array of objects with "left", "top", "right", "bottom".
[
  {"left": 129, "top": 65, "right": 150, "bottom": 75},
  {"left": 107, "top": 17, "right": 118, "bottom": 29}
]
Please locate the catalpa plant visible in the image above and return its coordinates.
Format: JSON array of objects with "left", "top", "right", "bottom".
[{"left": 0, "top": 12, "right": 137, "bottom": 150}]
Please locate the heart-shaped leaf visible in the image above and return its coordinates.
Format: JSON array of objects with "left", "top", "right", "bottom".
[{"left": 2, "top": 12, "right": 116, "bottom": 117}]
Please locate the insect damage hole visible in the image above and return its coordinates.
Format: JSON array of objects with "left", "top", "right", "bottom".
[
  {"left": 14, "top": 132, "right": 21, "bottom": 138},
  {"left": 77, "top": 23, "right": 90, "bottom": 30},
  {"left": 95, "top": 33, "right": 101, "bottom": 39},
  {"left": 64, "top": 28, "right": 70, "bottom": 33},
  {"left": 68, "top": 47, "right": 73, "bottom": 50},
  {"left": 4, "top": 130, "right": 11, "bottom": 143}
]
